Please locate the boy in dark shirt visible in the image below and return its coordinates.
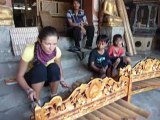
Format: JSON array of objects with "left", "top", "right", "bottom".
[{"left": 88, "top": 35, "right": 112, "bottom": 78}]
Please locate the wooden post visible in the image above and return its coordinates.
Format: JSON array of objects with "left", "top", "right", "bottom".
[
  {"left": 83, "top": 0, "right": 93, "bottom": 25},
  {"left": 121, "top": 0, "right": 137, "bottom": 55},
  {"left": 158, "top": 6, "right": 160, "bottom": 27},
  {"left": 24, "top": 0, "right": 27, "bottom": 27},
  {"left": 126, "top": 75, "right": 133, "bottom": 102},
  {"left": 116, "top": 0, "right": 134, "bottom": 56}
]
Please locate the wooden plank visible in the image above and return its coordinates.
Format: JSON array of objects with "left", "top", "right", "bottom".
[
  {"left": 85, "top": 113, "right": 100, "bottom": 120},
  {"left": 77, "top": 116, "right": 88, "bottom": 120},
  {"left": 111, "top": 102, "right": 139, "bottom": 118},
  {"left": 117, "top": 99, "right": 150, "bottom": 118},
  {"left": 132, "top": 85, "right": 160, "bottom": 95},
  {"left": 105, "top": 105, "right": 130, "bottom": 118},
  {"left": 92, "top": 110, "right": 114, "bottom": 120},
  {"left": 40, "top": 11, "right": 53, "bottom": 27},
  {"left": 98, "top": 107, "right": 122, "bottom": 120},
  {"left": 158, "top": 7, "right": 160, "bottom": 27},
  {"left": 132, "top": 78, "right": 160, "bottom": 95},
  {"left": 126, "top": 76, "right": 132, "bottom": 102},
  {"left": 83, "top": 0, "right": 93, "bottom": 25}
]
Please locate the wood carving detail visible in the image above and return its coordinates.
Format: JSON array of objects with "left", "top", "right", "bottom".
[
  {"left": 35, "top": 76, "right": 129, "bottom": 120},
  {"left": 119, "top": 58, "right": 160, "bottom": 81}
]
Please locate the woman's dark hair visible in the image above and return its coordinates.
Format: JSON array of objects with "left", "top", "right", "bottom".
[
  {"left": 73, "top": 0, "right": 81, "bottom": 4},
  {"left": 113, "top": 34, "right": 122, "bottom": 46},
  {"left": 96, "top": 34, "right": 109, "bottom": 44},
  {"left": 38, "top": 26, "right": 59, "bottom": 42}
]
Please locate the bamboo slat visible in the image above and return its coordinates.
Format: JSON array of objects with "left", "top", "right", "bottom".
[
  {"left": 77, "top": 116, "right": 88, "bottom": 120},
  {"left": 111, "top": 102, "right": 139, "bottom": 118},
  {"left": 117, "top": 99, "right": 150, "bottom": 118},
  {"left": 85, "top": 113, "right": 100, "bottom": 120},
  {"left": 92, "top": 110, "right": 114, "bottom": 120},
  {"left": 105, "top": 105, "right": 130, "bottom": 117},
  {"left": 98, "top": 107, "right": 122, "bottom": 120},
  {"left": 132, "top": 78, "right": 160, "bottom": 95}
]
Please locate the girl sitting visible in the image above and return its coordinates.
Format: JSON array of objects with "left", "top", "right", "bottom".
[{"left": 108, "top": 34, "right": 131, "bottom": 77}]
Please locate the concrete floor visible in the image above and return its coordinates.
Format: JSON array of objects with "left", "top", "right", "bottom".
[
  {"left": 132, "top": 89, "right": 160, "bottom": 120},
  {"left": 0, "top": 50, "right": 160, "bottom": 120}
]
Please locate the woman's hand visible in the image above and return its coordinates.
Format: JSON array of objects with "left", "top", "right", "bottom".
[
  {"left": 26, "top": 88, "right": 37, "bottom": 101},
  {"left": 60, "top": 78, "right": 69, "bottom": 88}
]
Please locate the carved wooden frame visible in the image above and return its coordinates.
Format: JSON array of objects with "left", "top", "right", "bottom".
[
  {"left": 119, "top": 58, "right": 160, "bottom": 82},
  {"left": 34, "top": 77, "right": 130, "bottom": 120}
]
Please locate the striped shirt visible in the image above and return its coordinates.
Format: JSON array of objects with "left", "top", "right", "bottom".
[{"left": 66, "top": 9, "right": 87, "bottom": 26}]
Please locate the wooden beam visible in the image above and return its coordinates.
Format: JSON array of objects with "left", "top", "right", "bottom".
[
  {"left": 158, "top": 6, "right": 160, "bottom": 27},
  {"left": 77, "top": 116, "right": 88, "bottom": 120},
  {"left": 83, "top": 0, "right": 93, "bottom": 25},
  {"left": 98, "top": 107, "right": 122, "bottom": 119},
  {"left": 85, "top": 113, "right": 100, "bottom": 120},
  {"left": 105, "top": 104, "right": 130, "bottom": 117},
  {"left": 111, "top": 102, "right": 139, "bottom": 118},
  {"left": 117, "top": 99, "right": 150, "bottom": 118},
  {"left": 92, "top": 111, "right": 114, "bottom": 120}
]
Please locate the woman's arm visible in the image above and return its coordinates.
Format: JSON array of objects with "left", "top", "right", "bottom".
[
  {"left": 55, "top": 57, "right": 64, "bottom": 80},
  {"left": 16, "top": 59, "right": 36, "bottom": 101},
  {"left": 55, "top": 58, "right": 69, "bottom": 88},
  {"left": 16, "top": 59, "right": 31, "bottom": 91}
]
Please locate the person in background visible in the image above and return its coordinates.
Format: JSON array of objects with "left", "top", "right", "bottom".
[
  {"left": 66, "top": 0, "right": 95, "bottom": 51},
  {"left": 108, "top": 34, "right": 131, "bottom": 77},
  {"left": 16, "top": 26, "right": 69, "bottom": 108},
  {"left": 88, "top": 35, "right": 112, "bottom": 78}
]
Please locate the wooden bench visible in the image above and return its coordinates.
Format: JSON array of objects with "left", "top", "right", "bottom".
[
  {"left": 119, "top": 58, "right": 160, "bottom": 101},
  {"left": 34, "top": 76, "right": 150, "bottom": 120}
]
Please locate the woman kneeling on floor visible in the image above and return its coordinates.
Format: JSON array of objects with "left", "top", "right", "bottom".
[{"left": 16, "top": 26, "right": 69, "bottom": 107}]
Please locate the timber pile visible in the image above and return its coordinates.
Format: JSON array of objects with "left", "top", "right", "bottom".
[
  {"left": 116, "top": 0, "right": 137, "bottom": 56},
  {"left": 34, "top": 76, "right": 130, "bottom": 120}
]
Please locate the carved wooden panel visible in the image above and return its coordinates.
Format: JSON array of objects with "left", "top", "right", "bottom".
[
  {"left": 34, "top": 76, "right": 129, "bottom": 120},
  {"left": 119, "top": 58, "right": 160, "bottom": 82}
]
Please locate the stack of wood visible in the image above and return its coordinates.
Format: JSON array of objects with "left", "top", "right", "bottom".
[{"left": 116, "top": 0, "right": 137, "bottom": 56}]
